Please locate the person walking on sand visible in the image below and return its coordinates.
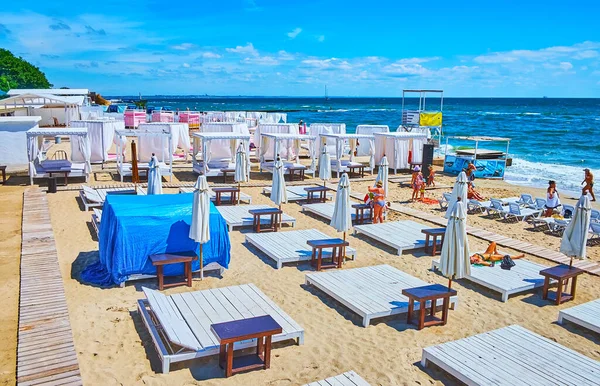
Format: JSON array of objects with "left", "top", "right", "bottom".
[
  {"left": 368, "top": 180, "right": 386, "bottom": 224},
  {"left": 426, "top": 164, "right": 436, "bottom": 187},
  {"left": 582, "top": 168, "right": 596, "bottom": 201},
  {"left": 544, "top": 180, "right": 561, "bottom": 217}
]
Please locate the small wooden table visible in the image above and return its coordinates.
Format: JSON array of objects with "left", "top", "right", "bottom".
[
  {"left": 137, "top": 165, "right": 150, "bottom": 181},
  {"left": 540, "top": 265, "right": 584, "bottom": 305},
  {"left": 220, "top": 168, "right": 235, "bottom": 183},
  {"left": 46, "top": 169, "right": 71, "bottom": 186},
  {"left": 0, "top": 165, "right": 6, "bottom": 184},
  {"left": 403, "top": 284, "right": 456, "bottom": 330},
  {"left": 286, "top": 165, "right": 306, "bottom": 181},
  {"left": 213, "top": 187, "right": 240, "bottom": 206},
  {"left": 307, "top": 238, "right": 349, "bottom": 271},
  {"left": 351, "top": 203, "right": 372, "bottom": 224},
  {"left": 304, "top": 186, "right": 330, "bottom": 203},
  {"left": 248, "top": 208, "right": 282, "bottom": 233},
  {"left": 149, "top": 251, "right": 195, "bottom": 291},
  {"left": 421, "top": 228, "right": 446, "bottom": 256},
  {"left": 347, "top": 164, "right": 365, "bottom": 178},
  {"left": 211, "top": 315, "right": 282, "bottom": 378}
]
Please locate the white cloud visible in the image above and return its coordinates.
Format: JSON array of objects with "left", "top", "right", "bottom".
[
  {"left": 201, "top": 52, "right": 222, "bottom": 59},
  {"left": 395, "top": 57, "right": 440, "bottom": 64},
  {"left": 226, "top": 42, "right": 258, "bottom": 56},
  {"left": 317, "top": 35, "right": 325, "bottom": 42},
  {"left": 474, "top": 41, "right": 600, "bottom": 64},
  {"left": 573, "top": 50, "right": 599, "bottom": 60},
  {"left": 301, "top": 58, "right": 351, "bottom": 70},
  {"left": 182, "top": 62, "right": 190, "bottom": 68},
  {"left": 172, "top": 43, "right": 194, "bottom": 50},
  {"left": 277, "top": 50, "right": 295, "bottom": 61},
  {"left": 543, "top": 61, "right": 574, "bottom": 71},
  {"left": 287, "top": 28, "right": 302, "bottom": 39},
  {"left": 382, "top": 62, "right": 429, "bottom": 76},
  {"left": 243, "top": 56, "right": 279, "bottom": 66}
]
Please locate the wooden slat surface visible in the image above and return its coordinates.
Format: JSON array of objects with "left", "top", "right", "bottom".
[
  {"left": 179, "top": 187, "right": 253, "bottom": 203},
  {"left": 263, "top": 185, "right": 333, "bottom": 201},
  {"left": 422, "top": 325, "right": 600, "bottom": 385},
  {"left": 216, "top": 204, "right": 296, "bottom": 230},
  {"left": 17, "top": 189, "right": 82, "bottom": 385},
  {"left": 559, "top": 299, "right": 600, "bottom": 335},
  {"left": 304, "top": 370, "right": 371, "bottom": 386},
  {"left": 353, "top": 220, "right": 429, "bottom": 255},
  {"left": 302, "top": 203, "right": 368, "bottom": 223}
]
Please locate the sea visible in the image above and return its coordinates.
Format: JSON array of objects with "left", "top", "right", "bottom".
[{"left": 110, "top": 96, "right": 600, "bottom": 196}]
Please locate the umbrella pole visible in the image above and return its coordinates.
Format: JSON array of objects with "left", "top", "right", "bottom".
[
  {"left": 569, "top": 256, "right": 573, "bottom": 269},
  {"left": 448, "top": 278, "right": 452, "bottom": 290},
  {"left": 199, "top": 244, "right": 204, "bottom": 280},
  {"left": 278, "top": 204, "right": 282, "bottom": 231},
  {"left": 238, "top": 182, "right": 241, "bottom": 205},
  {"left": 343, "top": 231, "right": 347, "bottom": 263}
]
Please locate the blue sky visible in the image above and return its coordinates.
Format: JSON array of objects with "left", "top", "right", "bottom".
[{"left": 1, "top": 0, "right": 599, "bottom": 96}]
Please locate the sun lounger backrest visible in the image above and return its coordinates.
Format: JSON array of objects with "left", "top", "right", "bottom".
[
  {"left": 82, "top": 186, "right": 102, "bottom": 203},
  {"left": 509, "top": 202, "right": 521, "bottom": 215},
  {"left": 490, "top": 199, "right": 504, "bottom": 210},
  {"left": 591, "top": 209, "right": 600, "bottom": 222},
  {"left": 520, "top": 194, "right": 534, "bottom": 205},
  {"left": 442, "top": 192, "right": 452, "bottom": 201},
  {"left": 535, "top": 198, "right": 546, "bottom": 210},
  {"left": 591, "top": 222, "right": 600, "bottom": 234},
  {"left": 142, "top": 287, "right": 202, "bottom": 351},
  {"left": 562, "top": 204, "right": 575, "bottom": 218},
  {"left": 93, "top": 208, "right": 102, "bottom": 221}
]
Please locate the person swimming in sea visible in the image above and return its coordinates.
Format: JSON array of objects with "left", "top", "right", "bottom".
[{"left": 582, "top": 168, "right": 596, "bottom": 201}]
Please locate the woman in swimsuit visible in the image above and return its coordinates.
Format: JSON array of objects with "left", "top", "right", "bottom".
[
  {"left": 582, "top": 168, "right": 596, "bottom": 201},
  {"left": 544, "top": 180, "right": 560, "bottom": 217},
  {"left": 470, "top": 242, "right": 525, "bottom": 266},
  {"left": 368, "top": 180, "right": 386, "bottom": 224}
]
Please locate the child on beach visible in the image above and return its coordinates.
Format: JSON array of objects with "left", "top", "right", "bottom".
[
  {"left": 426, "top": 165, "right": 436, "bottom": 187},
  {"left": 411, "top": 166, "right": 425, "bottom": 201}
]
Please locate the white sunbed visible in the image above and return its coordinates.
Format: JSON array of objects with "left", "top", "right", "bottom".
[
  {"left": 431, "top": 259, "right": 554, "bottom": 302},
  {"left": 558, "top": 299, "right": 600, "bottom": 336},
  {"left": 438, "top": 192, "right": 452, "bottom": 210},
  {"left": 421, "top": 325, "right": 600, "bottom": 385},
  {"left": 305, "top": 264, "right": 458, "bottom": 327},
  {"left": 216, "top": 204, "right": 296, "bottom": 231},
  {"left": 353, "top": 220, "right": 429, "bottom": 255},
  {"left": 262, "top": 185, "right": 333, "bottom": 202},
  {"left": 303, "top": 371, "right": 371, "bottom": 386},
  {"left": 505, "top": 202, "right": 541, "bottom": 222},
  {"left": 178, "top": 186, "right": 253, "bottom": 204},
  {"left": 91, "top": 208, "right": 102, "bottom": 237},
  {"left": 485, "top": 199, "right": 509, "bottom": 219},
  {"left": 79, "top": 185, "right": 146, "bottom": 211},
  {"left": 137, "top": 284, "right": 305, "bottom": 373},
  {"left": 246, "top": 229, "right": 357, "bottom": 269},
  {"left": 302, "top": 203, "right": 373, "bottom": 223}
]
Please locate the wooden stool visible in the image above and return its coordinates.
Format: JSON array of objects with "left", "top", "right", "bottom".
[
  {"left": 421, "top": 228, "right": 446, "bottom": 256},
  {"left": 540, "top": 265, "right": 584, "bottom": 305},
  {"left": 403, "top": 284, "right": 456, "bottom": 330},
  {"left": 213, "top": 187, "right": 240, "bottom": 206},
  {"left": 307, "top": 238, "right": 349, "bottom": 271},
  {"left": 211, "top": 315, "right": 282, "bottom": 378},
  {"left": 248, "top": 208, "right": 282, "bottom": 232},
  {"left": 149, "top": 252, "right": 195, "bottom": 290}
]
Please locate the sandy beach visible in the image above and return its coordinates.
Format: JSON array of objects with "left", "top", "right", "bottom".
[{"left": 1, "top": 166, "right": 599, "bottom": 386}]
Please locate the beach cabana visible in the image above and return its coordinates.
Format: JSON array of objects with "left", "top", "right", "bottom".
[
  {"left": 309, "top": 123, "right": 346, "bottom": 155},
  {"left": 191, "top": 132, "right": 251, "bottom": 178},
  {"left": 253, "top": 123, "right": 298, "bottom": 157},
  {"left": 115, "top": 128, "right": 173, "bottom": 182},
  {"left": 179, "top": 112, "right": 201, "bottom": 129},
  {"left": 151, "top": 111, "right": 174, "bottom": 123},
  {"left": 124, "top": 110, "right": 146, "bottom": 128},
  {"left": 355, "top": 124, "right": 389, "bottom": 156},
  {"left": 1, "top": 92, "right": 84, "bottom": 127},
  {"left": 70, "top": 119, "right": 125, "bottom": 164},
  {"left": 259, "top": 132, "right": 317, "bottom": 176},
  {"left": 26, "top": 127, "right": 91, "bottom": 185},
  {"left": 320, "top": 133, "right": 375, "bottom": 177},
  {"left": 201, "top": 122, "right": 250, "bottom": 135},
  {"left": 373, "top": 132, "right": 428, "bottom": 173},
  {"left": 0, "top": 116, "right": 42, "bottom": 167},
  {"left": 138, "top": 122, "right": 191, "bottom": 161}
]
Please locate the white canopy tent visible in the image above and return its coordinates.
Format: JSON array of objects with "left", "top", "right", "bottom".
[
  {"left": 70, "top": 119, "right": 125, "bottom": 164},
  {"left": 0, "top": 116, "right": 42, "bottom": 167},
  {"left": 253, "top": 123, "right": 298, "bottom": 160},
  {"left": 192, "top": 132, "right": 251, "bottom": 178},
  {"left": 355, "top": 125, "right": 389, "bottom": 156},
  {"left": 259, "top": 132, "right": 317, "bottom": 177},
  {"left": 26, "top": 127, "right": 91, "bottom": 185},
  {"left": 320, "top": 133, "right": 375, "bottom": 178},
  {"left": 309, "top": 123, "right": 346, "bottom": 157},
  {"left": 138, "top": 122, "right": 191, "bottom": 161},
  {"left": 1, "top": 93, "right": 84, "bottom": 126},
  {"left": 115, "top": 128, "right": 173, "bottom": 182},
  {"left": 374, "top": 132, "right": 428, "bottom": 174}
]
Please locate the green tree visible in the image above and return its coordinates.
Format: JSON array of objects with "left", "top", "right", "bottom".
[{"left": 0, "top": 49, "right": 52, "bottom": 92}]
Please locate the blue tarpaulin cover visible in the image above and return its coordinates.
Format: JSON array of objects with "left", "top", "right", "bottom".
[{"left": 81, "top": 193, "right": 231, "bottom": 287}]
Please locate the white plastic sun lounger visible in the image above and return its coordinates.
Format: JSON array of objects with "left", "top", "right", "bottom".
[
  {"left": 80, "top": 185, "right": 146, "bottom": 211},
  {"left": 353, "top": 220, "right": 429, "bottom": 255},
  {"left": 505, "top": 202, "right": 541, "bottom": 222},
  {"left": 558, "top": 299, "right": 600, "bottom": 336},
  {"left": 179, "top": 186, "right": 253, "bottom": 204},
  {"left": 262, "top": 185, "right": 333, "bottom": 201},
  {"left": 216, "top": 205, "right": 296, "bottom": 231},
  {"left": 305, "top": 265, "right": 458, "bottom": 327},
  {"left": 137, "top": 284, "right": 305, "bottom": 373},
  {"left": 246, "top": 229, "right": 357, "bottom": 269},
  {"left": 302, "top": 203, "right": 372, "bottom": 223},
  {"left": 431, "top": 259, "right": 554, "bottom": 302},
  {"left": 303, "top": 371, "right": 371, "bottom": 386},
  {"left": 421, "top": 325, "right": 600, "bottom": 385},
  {"left": 92, "top": 208, "right": 102, "bottom": 237}
]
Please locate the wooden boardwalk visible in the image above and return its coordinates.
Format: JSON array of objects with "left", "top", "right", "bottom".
[
  {"left": 390, "top": 204, "right": 600, "bottom": 275},
  {"left": 304, "top": 370, "right": 371, "bottom": 386},
  {"left": 17, "top": 189, "right": 82, "bottom": 385}
]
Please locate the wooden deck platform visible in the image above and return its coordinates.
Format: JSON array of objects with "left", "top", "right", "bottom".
[
  {"left": 304, "top": 370, "right": 371, "bottom": 386},
  {"left": 179, "top": 187, "right": 253, "bottom": 204},
  {"left": 421, "top": 325, "right": 600, "bottom": 385},
  {"left": 246, "top": 229, "right": 357, "bottom": 269},
  {"left": 558, "top": 299, "right": 600, "bottom": 336},
  {"left": 138, "top": 284, "right": 304, "bottom": 373},
  {"left": 302, "top": 203, "right": 371, "bottom": 223},
  {"left": 17, "top": 189, "right": 82, "bottom": 385},
  {"left": 262, "top": 185, "right": 333, "bottom": 201},
  {"left": 305, "top": 265, "right": 458, "bottom": 327},
  {"left": 216, "top": 205, "right": 296, "bottom": 231},
  {"left": 353, "top": 220, "right": 429, "bottom": 255},
  {"left": 432, "top": 258, "right": 553, "bottom": 302}
]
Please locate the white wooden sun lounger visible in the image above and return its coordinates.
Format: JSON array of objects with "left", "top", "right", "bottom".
[
  {"left": 262, "top": 185, "right": 333, "bottom": 201},
  {"left": 431, "top": 259, "right": 554, "bottom": 302},
  {"left": 92, "top": 208, "right": 102, "bottom": 237},
  {"left": 80, "top": 185, "right": 146, "bottom": 211},
  {"left": 421, "top": 325, "right": 600, "bottom": 385},
  {"left": 137, "top": 284, "right": 305, "bottom": 373},
  {"left": 558, "top": 299, "right": 600, "bottom": 336},
  {"left": 179, "top": 186, "right": 253, "bottom": 204},
  {"left": 353, "top": 220, "right": 429, "bottom": 255},
  {"left": 303, "top": 371, "right": 371, "bottom": 386},
  {"left": 216, "top": 204, "right": 296, "bottom": 231},
  {"left": 246, "top": 229, "right": 357, "bottom": 269},
  {"left": 302, "top": 203, "right": 372, "bottom": 223},
  {"left": 305, "top": 265, "right": 458, "bottom": 327}
]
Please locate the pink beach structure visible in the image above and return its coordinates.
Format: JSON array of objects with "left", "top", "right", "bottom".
[
  {"left": 151, "top": 111, "right": 175, "bottom": 123},
  {"left": 179, "top": 112, "right": 201, "bottom": 129},
  {"left": 124, "top": 110, "right": 147, "bottom": 128}
]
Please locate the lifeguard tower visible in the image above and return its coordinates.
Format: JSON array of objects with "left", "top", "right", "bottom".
[{"left": 400, "top": 89, "right": 443, "bottom": 146}]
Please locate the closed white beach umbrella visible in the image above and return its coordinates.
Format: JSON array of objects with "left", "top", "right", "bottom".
[
  {"left": 440, "top": 199, "right": 471, "bottom": 288},
  {"left": 560, "top": 194, "right": 592, "bottom": 267},
  {"left": 234, "top": 142, "right": 248, "bottom": 204},
  {"left": 189, "top": 176, "right": 211, "bottom": 279},
  {"left": 445, "top": 171, "right": 468, "bottom": 219},
  {"left": 271, "top": 155, "right": 288, "bottom": 205},
  {"left": 375, "top": 155, "right": 389, "bottom": 197},
  {"left": 318, "top": 145, "right": 331, "bottom": 186},
  {"left": 331, "top": 173, "right": 352, "bottom": 259},
  {"left": 147, "top": 154, "right": 163, "bottom": 195}
]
